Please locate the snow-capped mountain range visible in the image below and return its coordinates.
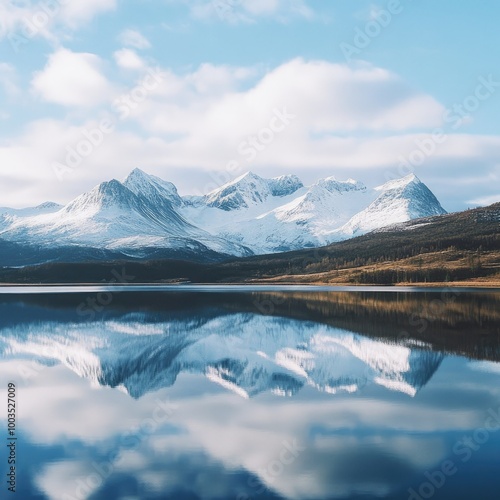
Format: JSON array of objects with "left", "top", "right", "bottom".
[
  {"left": 0, "top": 311, "right": 444, "bottom": 399},
  {"left": 0, "top": 169, "right": 447, "bottom": 265}
]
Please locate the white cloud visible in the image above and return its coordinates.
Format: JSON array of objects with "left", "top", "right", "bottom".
[
  {"left": 59, "top": 0, "right": 117, "bottom": 28},
  {"left": 114, "top": 48, "right": 145, "bottom": 70},
  {"left": 239, "top": 59, "right": 444, "bottom": 132},
  {"left": 119, "top": 28, "right": 151, "bottom": 49},
  {"left": 129, "top": 58, "right": 445, "bottom": 146},
  {"left": 186, "top": 0, "right": 314, "bottom": 23},
  {"left": 187, "top": 62, "right": 257, "bottom": 94},
  {"left": 466, "top": 193, "right": 500, "bottom": 207},
  {"left": 0, "top": 2, "right": 54, "bottom": 44},
  {"left": 1, "top": 58, "right": 499, "bottom": 211},
  {"left": 35, "top": 461, "right": 103, "bottom": 500},
  {"left": 0, "top": 0, "right": 117, "bottom": 44},
  {"left": 31, "top": 48, "right": 114, "bottom": 107}
]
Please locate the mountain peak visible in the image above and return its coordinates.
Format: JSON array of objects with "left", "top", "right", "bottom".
[
  {"left": 339, "top": 174, "right": 446, "bottom": 237},
  {"left": 124, "top": 168, "right": 183, "bottom": 207},
  {"left": 230, "top": 171, "right": 262, "bottom": 184},
  {"left": 205, "top": 172, "right": 271, "bottom": 211},
  {"left": 124, "top": 167, "right": 151, "bottom": 183},
  {"left": 97, "top": 179, "right": 133, "bottom": 201},
  {"left": 36, "top": 201, "right": 62, "bottom": 211},
  {"left": 316, "top": 176, "right": 366, "bottom": 194},
  {"left": 205, "top": 172, "right": 303, "bottom": 211},
  {"left": 63, "top": 179, "right": 136, "bottom": 214},
  {"left": 131, "top": 167, "right": 147, "bottom": 175},
  {"left": 377, "top": 173, "right": 421, "bottom": 191},
  {"left": 269, "top": 174, "right": 304, "bottom": 197},
  {"left": 100, "top": 178, "right": 124, "bottom": 191}
]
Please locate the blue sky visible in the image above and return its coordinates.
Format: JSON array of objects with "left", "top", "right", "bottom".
[{"left": 0, "top": 0, "right": 499, "bottom": 210}]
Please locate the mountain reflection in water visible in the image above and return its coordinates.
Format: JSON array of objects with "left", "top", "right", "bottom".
[{"left": 0, "top": 289, "right": 499, "bottom": 500}]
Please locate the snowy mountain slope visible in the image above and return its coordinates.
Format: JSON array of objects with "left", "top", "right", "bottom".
[
  {"left": 123, "top": 167, "right": 184, "bottom": 208},
  {"left": 199, "top": 172, "right": 304, "bottom": 211},
  {"left": 0, "top": 202, "right": 63, "bottom": 231},
  {"left": 0, "top": 312, "right": 444, "bottom": 399},
  {"left": 213, "top": 177, "right": 373, "bottom": 252},
  {"left": 0, "top": 201, "right": 62, "bottom": 217},
  {"left": 0, "top": 172, "right": 251, "bottom": 261},
  {"left": 180, "top": 172, "right": 445, "bottom": 253},
  {"left": 335, "top": 174, "right": 447, "bottom": 239},
  {"left": 0, "top": 168, "right": 447, "bottom": 263},
  {"left": 269, "top": 174, "right": 304, "bottom": 197}
]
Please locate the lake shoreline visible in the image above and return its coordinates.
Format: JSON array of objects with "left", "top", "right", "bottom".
[{"left": 0, "top": 282, "right": 500, "bottom": 293}]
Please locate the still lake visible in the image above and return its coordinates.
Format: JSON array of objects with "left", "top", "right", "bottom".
[{"left": 0, "top": 287, "right": 499, "bottom": 500}]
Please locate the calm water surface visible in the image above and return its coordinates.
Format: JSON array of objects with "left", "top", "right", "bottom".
[{"left": 0, "top": 288, "right": 499, "bottom": 500}]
